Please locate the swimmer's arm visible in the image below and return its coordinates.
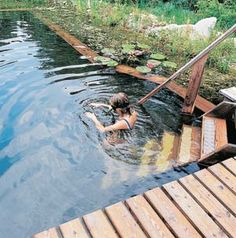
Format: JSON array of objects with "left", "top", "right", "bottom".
[
  {"left": 90, "top": 103, "right": 112, "bottom": 109},
  {"left": 85, "top": 112, "right": 127, "bottom": 132}
]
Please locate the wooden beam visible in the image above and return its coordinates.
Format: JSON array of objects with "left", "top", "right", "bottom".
[{"left": 182, "top": 54, "right": 208, "bottom": 114}]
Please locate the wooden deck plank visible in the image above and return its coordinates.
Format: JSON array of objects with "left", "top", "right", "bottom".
[
  {"left": 208, "top": 163, "right": 236, "bottom": 193},
  {"left": 180, "top": 174, "right": 236, "bottom": 237},
  {"left": 215, "top": 118, "right": 228, "bottom": 150},
  {"left": 126, "top": 195, "right": 175, "bottom": 238},
  {"left": 33, "top": 228, "right": 60, "bottom": 238},
  {"left": 163, "top": 181, "right": 228, "bottom": 238},
  {"left": 59, "top": 218, "right": 90, "bottom": 238},
  {"left": 222, "top": 158, "right": 236, "bottom": 175},
  {"left": 194, "top": 169, "right": 236, "bottom": 215},
  {"left": 105, "top": 202, "right": 147, "bottom": 238},
  {"left": 83, "top": 210, "right": 118, "bottom": 238},
  {"left": 145, "top": 188, "right": 201, "bottom": 238}
]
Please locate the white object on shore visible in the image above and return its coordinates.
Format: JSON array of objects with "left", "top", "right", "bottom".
[{"left": 146, "top": 17, "right": 217, "bottom": 39}]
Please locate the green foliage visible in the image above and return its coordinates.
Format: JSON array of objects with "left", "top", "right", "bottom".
[
  {"left": 136, "top": 66, "right": 152, "bottom": 73},
  {"left": 196, "top": 0, "right": 236, "bottom": 29},
  {"left": 0, "top": 0, "right": 48, "bottom": 9}
]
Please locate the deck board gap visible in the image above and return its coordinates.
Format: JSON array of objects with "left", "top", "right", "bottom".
[
  {"left": 81, "top": 216, "right": 96, "bottom": 238},
  {"left": 159, "top": 187, "right": 205, "bottom": 237},
  {"left": 192, "top": 173, "right": 236, "bottom": 216},
  {"left": 103, "top": 209, "right": 122, "bottom": 238},
  {"left": 123, "top": 200, "right": 152, "bottom": 238},
  {"left": 207, "top": 168, "right": 236, "bottom": 195},
  {"left": 178, "top": 179, "right": 233, "bottom": 238},
  {"left": 220, "top": 162, "right": 236, "bottom": 176},
  {"left": 142, "top": 193, "right": 180, "bottom": 238}
]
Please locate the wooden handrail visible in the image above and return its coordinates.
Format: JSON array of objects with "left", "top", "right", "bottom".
[{"left": 138, "top": 24, "right": 236, "bottom": 105}]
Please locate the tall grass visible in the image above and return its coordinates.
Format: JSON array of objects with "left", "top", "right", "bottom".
[{"left": 0, "top": 0, "right": 48, "bottom": 9}]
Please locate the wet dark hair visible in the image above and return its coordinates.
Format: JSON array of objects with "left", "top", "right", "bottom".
[{"left": 109, "top": 92, "right": 131, "bottom": 115}]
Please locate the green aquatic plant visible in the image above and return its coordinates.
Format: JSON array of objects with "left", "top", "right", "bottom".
[
  {"left": 136, "top": 66, "right": 151, "bottom": 74},
  {"left": 162, "top": 61, "right": 177, "bottom": 69},
  {"left": 94, "top": 56, "right": 118, "bottom": 67},
  {"left": 146, "top": 59, "right": 161, "bottom": 69},
  {"left": 150, "top": 53, "right": 166, "bottom": 61},
  {"left": 101, "top": 48, "right": 116, "bottom": 55}
]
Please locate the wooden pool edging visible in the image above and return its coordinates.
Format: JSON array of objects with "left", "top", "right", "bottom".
[
  {"left": 34, "top": 14, "right": 215, "bottom": 113},
  {"left": 33, "top": 157, "right": 236, "bottom": 238}
]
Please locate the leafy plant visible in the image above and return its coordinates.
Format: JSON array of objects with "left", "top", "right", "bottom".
[
  {"left": 136, "top": 66, "right": 152, "bottom": 74},
  {"left": 150, "top": 53, "right": 166, "bottom": 60}
]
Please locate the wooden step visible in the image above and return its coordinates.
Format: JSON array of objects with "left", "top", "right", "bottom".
[
  {"left": 177, "top": 125, "right": 201, "bottom": 165},
  {"left": 138, "top": 132, "right": 180, "bottom": 175},
  {"left": 201, "top": 116, "right": 228, "bottom": 158},
  {"left": 199, "top": 115, "right": 236, "bottom": 164}
]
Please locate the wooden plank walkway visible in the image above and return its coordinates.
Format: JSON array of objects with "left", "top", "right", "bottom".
[{"left": 33, "top": 157, "right": 236, "bottom": 238}]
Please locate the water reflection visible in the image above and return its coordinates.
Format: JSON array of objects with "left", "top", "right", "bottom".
[{"left": 0, "top": 11, "right": 200, "bottom": 238}]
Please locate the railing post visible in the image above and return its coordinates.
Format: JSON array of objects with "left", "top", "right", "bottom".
[{"left": 182, "top": 54, "right": 208, "bottom": 115}]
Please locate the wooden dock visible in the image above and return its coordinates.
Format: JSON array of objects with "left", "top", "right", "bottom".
[{"left": 34, "top": 157, "right": 236, "bottom": 238}]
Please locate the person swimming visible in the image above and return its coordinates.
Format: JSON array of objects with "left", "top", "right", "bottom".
[{"left": 85, "top": 92, "right": 137, "bottom": 132}]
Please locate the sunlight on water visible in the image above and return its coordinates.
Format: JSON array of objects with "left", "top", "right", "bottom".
[{"left": 0, "top": 12, "right": 200, "bottom": 238}]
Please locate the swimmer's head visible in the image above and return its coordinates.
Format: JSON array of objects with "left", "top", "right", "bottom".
[{"left": 109, "top": 92, "right": 131, "bottom": 115}]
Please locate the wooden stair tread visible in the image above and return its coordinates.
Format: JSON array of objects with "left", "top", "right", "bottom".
[
  {"left": 201, "top": 116, "right": 228, "bottom": 158},
  {"left": 177, "top": 125, "right": 201, "bottom": 165}
]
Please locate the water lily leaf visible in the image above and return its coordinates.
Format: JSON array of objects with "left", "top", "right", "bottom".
[
  {"left": 101, "top": 48, "right": 116, "bottom": 55},
  {"left": 147, "top": 60, "right": 161, "bottom": 69},
  {"left": 122, "top": 44, "right": 135, "bottom": 50},
  {"left": 94, "top": 56, "right": 110, "bottom": 63},
  {"left": 150, "top": 53, "right": 166, "bottom": 60},
  {"left": 137, "top": 43, "right": 151, "bottom": 50},
  {"left": 162, "top": 61, "right": 177, "bottom": 69},
  {"left": 122, "top": 48, "right": 135, "bottom": 54},
  {"left": 136, "top": 66, "right": 152, "bottom": 74},
  {"left": 106, "top": 60, "right": 118, "bottom": 67}
]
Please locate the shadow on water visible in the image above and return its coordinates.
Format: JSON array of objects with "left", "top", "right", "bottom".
[{"left": 0, "top": 11, "right": 200, "bottom": 238}]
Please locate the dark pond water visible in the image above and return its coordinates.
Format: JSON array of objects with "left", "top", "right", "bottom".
[{"left": 0, "top": 12, "right": 200, "bottom": 238}]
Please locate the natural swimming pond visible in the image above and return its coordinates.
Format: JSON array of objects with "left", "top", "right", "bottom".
[{"left": 0, "top": 12, "right": 200, "bottom": 238}]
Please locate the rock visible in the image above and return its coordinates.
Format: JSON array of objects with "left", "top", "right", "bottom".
[
  {"left": 192, "top": 17, "right": 217, "bottom": 38},
  {"left": 145, "top": 17, "right": 217, "bottom": 40}
]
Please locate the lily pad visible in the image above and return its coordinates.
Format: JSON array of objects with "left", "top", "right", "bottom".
[
  {"left": 147, "top": 60, "right": 161, "bottom": 69},
  {"left": 150, "top": 53, "right": 166, "bottom": 61},
  {"left": 122, "top": 48, "right": 135, "bottom": 54},
  {"left": 136, "top": 66, "right": 152, "bottom": 74},
  {"left": 122, "top": 44, "right": 135, "bottom": 50},
  {"left": 137, "top": 43, "right": 151, "bottom": 50},
  {"left": 162, "top": 61, "right": 177, "bottom": 69},
  {"left": 106, "top": 60, "right": 118, "bottom": 67},
  {"left": 94, "top": 56, "right": 110, "bottom": 63},
  {"left": 101, "top": 48, "right": 116, "bottom": 55}
]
